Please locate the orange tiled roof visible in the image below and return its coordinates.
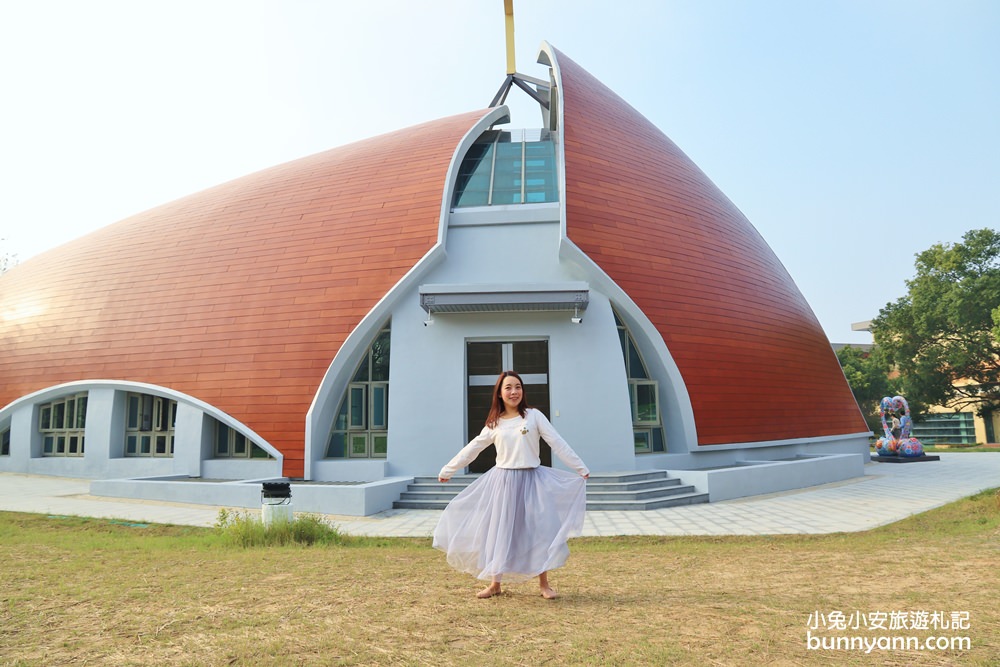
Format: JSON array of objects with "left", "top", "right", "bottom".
[
  {"left": 556, "top": 48, "right": 867, "bottom": 443},
  {"left": 0, "top": 110, "right": 490, "bottom": 476}
]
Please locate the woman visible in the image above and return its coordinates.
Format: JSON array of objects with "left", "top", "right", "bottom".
[{"left": 433, "top": 370, "right": 589, "bottom": 599}]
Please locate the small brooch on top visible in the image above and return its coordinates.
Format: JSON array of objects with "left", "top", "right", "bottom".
[{"left": 520, "top": 422, "right": 529, "bottom": 435}]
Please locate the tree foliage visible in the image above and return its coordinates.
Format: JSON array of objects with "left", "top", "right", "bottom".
[
  {"left": 835, "top": 345, "right": 899, "bottom": 433},
  {"left": 872, "top": 228, "right": 1000, "bottom": 418}
]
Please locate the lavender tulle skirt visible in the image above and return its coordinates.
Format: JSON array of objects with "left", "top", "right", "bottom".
[{"left": 432, "top": 466, "right": 587, "bottom": 583}]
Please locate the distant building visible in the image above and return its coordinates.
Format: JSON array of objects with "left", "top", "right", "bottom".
[
  {"left": 0, "top": 44, "right": 871, "bottom": 513},
  {"left": 848, "top": 322, "right": 996, "bottom": 445}
]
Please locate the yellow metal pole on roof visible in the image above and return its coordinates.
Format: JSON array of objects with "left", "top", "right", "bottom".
[{"left": 504, "top": 0, "right": 516, "bottom": 75}]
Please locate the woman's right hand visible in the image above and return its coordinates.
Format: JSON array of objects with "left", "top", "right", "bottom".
[{"left": 438, "top": 476, "right": 450, "bottom": 483}]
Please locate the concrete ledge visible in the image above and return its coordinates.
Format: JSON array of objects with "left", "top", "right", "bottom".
[
  {"left": 90, "top": 476, "right": 416, "bottom": 516},
  {"left": 669, "top": 453, "right": 865, "bottom": 502}
]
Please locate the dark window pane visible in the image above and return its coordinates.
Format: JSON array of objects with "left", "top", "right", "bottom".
[
  {"left": 652, "top": 428, "right": 665, "bottom": 452},
  {"left": 636, "top": 384, "right": 657, "bottom": 422},
  {"left": 127, "top": 395, "right": 140, "bottom": 430},
  {"left": 327, "top": 432, "right": 347, "bottom": 458},
  {"left": 467, "top": 342, "right": 502, "bottom": 376},
  {"left": 513, "top": 340, "right": 548, "bottom": 374},
  {"left": 76, "top": 397, "right": 87, "bottom": 428},
  {"left": 628, "top": 339, "right": 648, "bottom": 379},
  {"left": 371, "top": 330, "right": 390, "bottom": 381},
  {"left": 234, "top": 433, "right": 247, "bottom": 456},
  {"left": 141, "top": 395, "right": 153, "bottom": 431},
  {"left": 216, "top": 425, "right": 230, "bottom": 456}
]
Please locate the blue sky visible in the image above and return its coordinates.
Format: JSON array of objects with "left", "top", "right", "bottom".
[{"left": 1, "top": 1, "right": 997, "bottom": 344}]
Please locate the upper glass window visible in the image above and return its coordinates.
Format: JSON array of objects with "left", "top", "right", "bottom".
[{"left": 453, "top": 129, "right": 558, "bottom": 208}]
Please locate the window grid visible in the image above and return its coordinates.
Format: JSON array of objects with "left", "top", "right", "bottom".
[
  {"left": 214, "top": 421, "right": 272, "bottom": 459},
  {"left": 39, "top": 393, "right": 88, "bottom": 457},
  {"left": 326, "top": 325, "right": 390, "bottom": 459},
  {"left": 615, "top": 312, "right": 666, "bottom": 453},
  {"left": 125, "top": 392, "right": 177, "bottom": 457},
  {"left": 453, "top": 129, "right": 558, "bottom": 208}
]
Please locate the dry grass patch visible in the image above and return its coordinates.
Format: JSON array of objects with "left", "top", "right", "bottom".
[{"left": 1, "top": 489, "right": 998, "bottom": 666}]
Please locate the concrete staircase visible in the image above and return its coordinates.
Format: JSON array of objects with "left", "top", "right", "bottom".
[{"left": 392, "top": 470, "right": 708, "bottom": 511}]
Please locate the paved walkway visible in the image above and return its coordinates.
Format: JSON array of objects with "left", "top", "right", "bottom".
[{"left": 2, "top": 453, "right": 998, "bottom": 537}]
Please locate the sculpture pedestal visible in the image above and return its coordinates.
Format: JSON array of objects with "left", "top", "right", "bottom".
[{"left": 872, "top": 455, "right": 940, "bottom": 463}]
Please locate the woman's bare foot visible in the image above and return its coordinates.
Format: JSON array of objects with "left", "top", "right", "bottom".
[
  {"left": 476, "top": 583, "right": 502, "bottom": 599},
  {"left": 538, "top": 571, "right": 558, "bottom": 599}
]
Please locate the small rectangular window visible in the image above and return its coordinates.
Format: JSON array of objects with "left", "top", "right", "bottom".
[
  {"left": 634, "top": 430, "right": 652, "bottom": 454},
  {"left": 233, "top": 433, "right": 247, "bottom": 457},
  {"left": 370, "top": 383, "right": 388, "bottom": 430},
  {"left": 372, "top": 434, "right": 388, "bottom": 458},
  {"left": 76, "top": 397, "right": 88, "bottom": 428},
  {"left": 629, "top": 380, "right": 660, "bottom": 426},
  {"left": 127, "top": 395, "right": 141, "bottom": 429},
  {"left": 216, "top": 425, "right": 230, "bottom": 456},
  {"left": 349, "top": 384, "right": 367, "bottom": 430},
  {"left": 349, "top": 433, "right": 369, "bottom": 458}
]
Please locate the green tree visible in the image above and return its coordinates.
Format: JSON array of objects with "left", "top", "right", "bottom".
[
  {"left": 835, "top": 345, "right": 898, "bottom": 434},
  {"left": 872, "top": 228, "right": 1000, "bottom": 418}
]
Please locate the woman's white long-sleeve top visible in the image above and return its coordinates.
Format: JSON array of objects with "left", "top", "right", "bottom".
[{"left": 439, "top": 408, "right": 589, "bottom": 480}]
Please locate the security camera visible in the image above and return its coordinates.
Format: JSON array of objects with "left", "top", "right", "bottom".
[
  {"left": 571, "top": 316, "right": 582, "bottom": 325},
  {"left": 423, "top": 318, "right": 434, "bottom": 327}
]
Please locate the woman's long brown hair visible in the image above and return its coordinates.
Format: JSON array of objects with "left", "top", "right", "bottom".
[{"left": 484, "top": 370, "right": 529, "bottom": 428}]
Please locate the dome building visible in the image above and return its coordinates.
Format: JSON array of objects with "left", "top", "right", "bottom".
[{"left": 0, "top": 44, "right": 870, "bottom": 514}]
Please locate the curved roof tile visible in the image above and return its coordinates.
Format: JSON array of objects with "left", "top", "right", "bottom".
[
  {"left": 0, "top": 110, "right": 489, "bottom": 476},
  {"left": 554, "top": 48, "right": 867, "bottom": 444}
]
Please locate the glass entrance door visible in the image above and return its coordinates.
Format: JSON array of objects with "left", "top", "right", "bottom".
[{"left": 466, "top": 340, "right": 551, "bottom": 473}]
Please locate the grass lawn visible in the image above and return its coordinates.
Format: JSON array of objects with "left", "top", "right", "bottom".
[{"left": 1, "top": 490, "right": 998, "bottom": 666}]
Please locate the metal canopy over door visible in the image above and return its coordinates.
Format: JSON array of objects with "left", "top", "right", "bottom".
[{"left": 466, "top": 340, "right": 551, "bottom": 473}]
